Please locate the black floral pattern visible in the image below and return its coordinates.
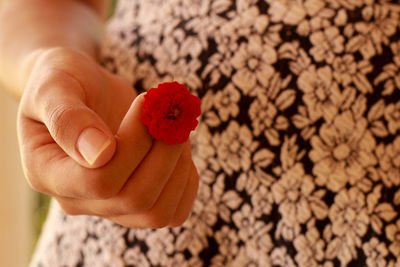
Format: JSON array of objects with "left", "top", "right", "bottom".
[{"left": 32, "top": 0, "right": 400, "bottom": 266}]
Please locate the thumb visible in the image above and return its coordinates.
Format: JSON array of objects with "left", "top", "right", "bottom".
[
  {"left": 43, "top": 99, "right": 116, "bottom": 168},
  {"left": 30, "top": 78, "right": 116, "bottom": 169}
]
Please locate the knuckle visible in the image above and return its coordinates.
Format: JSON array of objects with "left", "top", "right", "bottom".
[
  {"left": 25, "top": 171, "right": 46, "bottom": 194},
  {"left": 169, "top": 214, "right": 189, "bottom": 228},
  {"left": 81, "top": 173, "right": 120, "bottom": 200},
  {"left": 46, "top": 103, "right": 77, "bottom": 140},
  {"left": 57, "top": 201, "right": 83, "bottom": 216},
  {"left": 120, "top": 192, "right": 155, "bottom": 214},
  {"left": 145, "top": 212, "right": 173, "bottom": 229},
  {"left": 22, "top": 160, "right": 50, "bottom": 195},
  {"left": 86, "top": 186, "right": 115, "bottom": 200}
]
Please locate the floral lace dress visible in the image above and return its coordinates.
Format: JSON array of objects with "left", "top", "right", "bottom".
[{"left": 31, "top": 0, "right": 400, "bottom": 266}]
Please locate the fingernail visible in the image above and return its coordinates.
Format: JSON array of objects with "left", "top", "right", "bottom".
[{"left": 77, "top": 128, "right": 112, "bottom": 165}]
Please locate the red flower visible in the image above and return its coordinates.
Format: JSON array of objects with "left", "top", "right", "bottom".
[{"left": 141, "top": 81, "right": 201, "bottom": 145}]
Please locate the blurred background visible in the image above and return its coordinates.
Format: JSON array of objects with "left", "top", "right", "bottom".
[{"left": 0, "top": 88, "right": 40, "bottom": 267}]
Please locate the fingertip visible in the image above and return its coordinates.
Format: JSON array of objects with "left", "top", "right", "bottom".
[
  {"left": 134, "top": 92, "right": 146, "bottom": 104},
  {"left": 76, "top": 127, "right": 117, "bottom": 168},
  {"left": 87, "top": 136, "right": 117, "bottom": 168}
]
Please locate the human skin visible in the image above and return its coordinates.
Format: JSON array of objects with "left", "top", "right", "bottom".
[{"left": 0, "top": 0, "right": 199, "bottom": 228}]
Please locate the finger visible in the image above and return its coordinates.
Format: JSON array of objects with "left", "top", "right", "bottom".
[
  {"left": 109, "top": 141, "right": 188, "bottom": 213},
  {"left": 106, "top": 155, "right": 195, "bottom": 229},
  {"left": 19, "top": 94, "right": 153, "bottom": 199},
  {"left": 55, "top": 141, "right": 191, "bottom": 216},
  {"left": 106, "top": 162, "right": 198, "bottom": 229},
  {"left": 169, "top": 162, "right": 199, "bottom": 227}
]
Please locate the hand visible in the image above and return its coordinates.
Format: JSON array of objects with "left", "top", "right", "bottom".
[{"left": 18, "top": 47, "right": 199, "bottom": 228}]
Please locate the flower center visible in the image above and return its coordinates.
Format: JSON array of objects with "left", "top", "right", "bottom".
[
  {"left": 248, "top": 58, "right": 259, "bottom": 70},
  {"left": 337, "top": 61, "right": 348, "bottom": 73},
  {"left": 333, "top": 143, "right": 351, "bottom": 160},
  {"left": 165, "top": 104, "right": 182, "bottom": 120},
  {"left": 287, "top": 189, "right": 299, "bottom": 202},
  {"left": 344, "top": 208, "right": 356, "bottom": 223}
]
